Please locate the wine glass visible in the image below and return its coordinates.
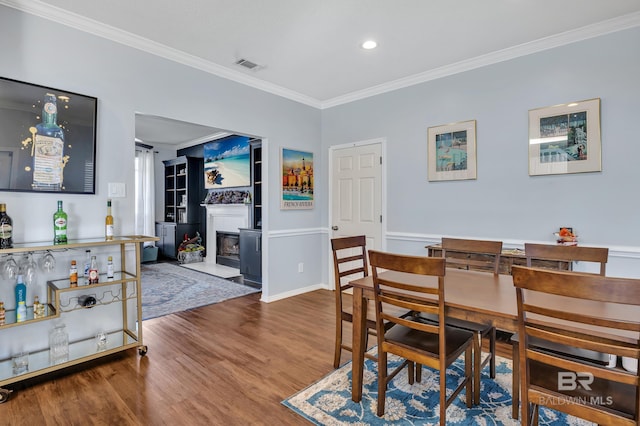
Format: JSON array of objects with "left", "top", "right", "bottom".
[
  {"left": 1, "top": 255, "right": 18, "bottom": 280},
  {"left": 20, "top": 254, "right": 37, "bottom": 286},
  {"left": 40, "top": 251, "right": 56, "bottom": 273}
]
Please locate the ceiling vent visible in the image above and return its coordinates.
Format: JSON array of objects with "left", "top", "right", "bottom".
[{"left": 235, "top": 58, "right": 261, "bottom": 71}]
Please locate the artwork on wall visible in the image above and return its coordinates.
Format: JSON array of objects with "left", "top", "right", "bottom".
[
  {"left": 427, "top": 120, "right": 477, "bottom": 182},
  {"left": 0, "top": 77, "right": 97, "bottom": 194},
  {"left": 528, "top": 98, "right": 601, "bottom": 176},
  {"left": 281, "top": 147, "right": 314, "bottom": 210},
  {"left": 203, "top": 135, "right": 251, "bottom": 189}
]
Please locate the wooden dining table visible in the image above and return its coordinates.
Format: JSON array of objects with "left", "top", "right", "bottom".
[{"left": 348, "top": 267, "right": 639, "bottom": 403}]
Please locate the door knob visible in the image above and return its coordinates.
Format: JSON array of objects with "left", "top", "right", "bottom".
[{"left": 331, "top": 226, "right": 338, "bottom": 231}]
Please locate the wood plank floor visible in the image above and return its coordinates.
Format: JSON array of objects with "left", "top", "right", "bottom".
[{"left": 2, "top": 289, "right": 513, "bottom": 425}]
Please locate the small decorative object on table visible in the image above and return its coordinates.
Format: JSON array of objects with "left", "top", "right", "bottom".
[
  {"left": 554, "top": 227, "right": 578, "bottom": 246},
  {"left": 177, "top": 232, "right": 205, "bottom": 264}
]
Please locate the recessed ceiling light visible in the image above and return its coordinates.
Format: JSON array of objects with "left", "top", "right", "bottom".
[{"left": 361, "top": 40, "right": 377, "bottom": 50}]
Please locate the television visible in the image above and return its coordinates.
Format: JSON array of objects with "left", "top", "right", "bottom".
[
  {"left": 0, "top": 77, "right": 97, "bottom": 194},
  {"left": 203, "top": 135, "right": 251, "bottom": 189}
]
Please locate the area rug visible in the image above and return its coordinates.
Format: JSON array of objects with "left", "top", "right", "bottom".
[
  {"left": 140, "top": 262, "right": 260, "bottom": 320},
  {"left": 283, "top": 351, "right": 594, "bottom": 425}
]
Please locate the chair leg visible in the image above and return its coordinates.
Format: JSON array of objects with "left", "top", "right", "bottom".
[
  {"left": 408, "top": 361, "right": 414, "bottom": 385},
  {"left": 512, "top": 342, "right": 519, "bottom": 419},
  {"left": 489, "top": 327, "right": 496, "bottom": 378},
  {"left": 473, "top": 333, "right": 481, "bottom": 405},
  {"left": 333, "top": 319, "right": 342, "bottom": 369},
  {"left": 376, "top": 351, "right": 388, "bottom": 417},
  {"left": 416, "top": 363, "right": 422, "bottom": 382},
  {"left": 439, "top": 358, "right": 447, "bottom": 426},
  {"left": 465, "top": 346, "right": 473, "bottom": 408}
]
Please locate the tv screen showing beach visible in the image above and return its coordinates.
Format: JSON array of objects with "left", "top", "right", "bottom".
[{"left": 203, "top": 136, "right": 251, "bottom": 189}]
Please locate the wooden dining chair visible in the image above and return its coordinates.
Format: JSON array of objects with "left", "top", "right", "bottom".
[
  {"left": 524, "top": 243, "right": 608, "bottom": 275},
  {"left": 511, "top": 242, "right": 610, "bottom": 418},
  {"left": 512, "top": 265, "right": 640, "bottom": 425},
  {"left": 369, "top": 250, "right": 473, "bottom": 423},
  {"left": 420, "top": 237, "right": 501, "bottom": 404},
  {"left": 330, "top": 235, "right": 376, "bottom": 368}
]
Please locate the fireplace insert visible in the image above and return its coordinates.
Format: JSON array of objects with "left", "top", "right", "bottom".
[{"left": 216, "top": 231, "right": 240, "bottom": 268}]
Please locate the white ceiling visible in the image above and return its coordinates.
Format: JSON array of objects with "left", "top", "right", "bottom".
[{"left": 6, "top": 0, "right": 640, "bottom": 144}]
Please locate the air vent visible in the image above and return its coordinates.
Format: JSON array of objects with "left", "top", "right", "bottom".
[{"left": 235, "top": 58, "right": 261, "bottom": 70}]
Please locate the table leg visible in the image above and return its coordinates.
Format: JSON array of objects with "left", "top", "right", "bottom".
[{"left": 351, "top": 286, "right": 367, "bottom": 402}]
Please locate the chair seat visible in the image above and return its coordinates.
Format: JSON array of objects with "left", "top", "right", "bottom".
[
  {"left": 385, "top": 323, "right": 474, "bottom": 358},
  {"left": 510, "top": 333, "right": 610, "bottom": 365}
]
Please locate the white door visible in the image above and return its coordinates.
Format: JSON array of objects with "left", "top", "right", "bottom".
[{"left": 330, "top": 141, "right": 383, "bottom": 253}]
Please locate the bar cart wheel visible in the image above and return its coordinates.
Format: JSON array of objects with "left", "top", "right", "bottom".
[
  {"left": 0, "top": 388, "right": 13, "bottom": 403},
  {"left": 138, "top": 345, "right": 148, "bottom": 356}
]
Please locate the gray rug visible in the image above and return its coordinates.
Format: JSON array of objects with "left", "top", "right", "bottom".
[{"left": 141, "top": 262, "right": 260, "bottom": 320}]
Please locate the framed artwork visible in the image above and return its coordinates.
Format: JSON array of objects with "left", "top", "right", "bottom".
[
  {"left": 528, "top": 98, "right": 601, "bottom": 176},
  {"left": 203, "top": 135, "right": 251, "bottom": 189},
  {"left": 281, "top": 147, "right": 314, "bottom": 209},
  {"left": 427, "top": 120, "right": 477, "bottom": 181},
  {"left": 0, "top": 77, "right": 97, "bottom": 194}
]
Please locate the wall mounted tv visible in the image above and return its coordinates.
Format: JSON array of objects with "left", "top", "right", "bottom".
[
  {"left": 0, "top": 77, "right": 97, "bottom": 194},
  {"left": 204, "top": 135, "right": 251, "bottom": 189}
]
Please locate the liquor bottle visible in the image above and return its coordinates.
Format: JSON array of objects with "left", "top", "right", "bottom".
[
  {"left": 0, "top": 203, "right": 12, "bottom": 249},
  {"left": 33, "top": 295, "right": 45, "bottom": 319},
  {"left": 106, "top": 256, "right": 114, "bottom": 280},
  {"left": 105, "top": 199, "right": 114, "bottom": 240},
  {"left": 53, "top": 201, "right": 68, "bottom": 244},
  {"left": 69, "top": 260, "right": 78, "bottom": 287},
  {"left": 88, "top": 255, "right": 99, "bottom": 284},
  {"left": 83, "top": 249, "right": 92, "bottom": 284},
  {"left": 0, "top": 301, "right": 5, "bottom": 325},
  {"left": 15, "top": 275, "right": 27, "bottom": 323},
  {"left": 33, "top": 93, "right": 65, "bottom": 191}
]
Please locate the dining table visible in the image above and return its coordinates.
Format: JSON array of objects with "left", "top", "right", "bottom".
[{"left": 347, "top": 267, "right": 639, "bottom": 403}]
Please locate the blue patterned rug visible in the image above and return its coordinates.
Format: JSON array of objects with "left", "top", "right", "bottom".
[
  {"left": 283, "top": 351, "right": 594, "bottom": 425},
  {"left": 141, "top": 262, "right": 260, "bottom": 320}
]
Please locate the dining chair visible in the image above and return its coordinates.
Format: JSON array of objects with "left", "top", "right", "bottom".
[
  {"left": 330, "top": 235, "right": 375, "bottom": 368},
  {"left": 511, "top": 265, "right": 640, "bottom": 425},
  {"left": 511, "top": 242, "right": 610, "bottom": 418},
  {"left": 420, "top": 237, "right": 501, "bottom": 404},
  {"left": 369, "top": 250, "right": 473, "bottom": 423},
  {"left": 524, "top": 242, "right": 608, "bottom": 275}
]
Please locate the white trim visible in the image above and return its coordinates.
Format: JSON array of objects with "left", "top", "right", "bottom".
[
  {"left": 3, "top": 0, "right": 639, "bottom": 110},
  {"left": 268, "top": 227, "right": 325, "bottom": 238},
  {"left": 260, "top": 283, "right": 329, "bottom": 303}
]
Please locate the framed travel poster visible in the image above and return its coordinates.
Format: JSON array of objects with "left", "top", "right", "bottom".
[
  {"left": 281, "top": 147, "right": 314, "bottom": 210},
  {"left": 528, "top": 98, "right": 601, "bottom": 176},
  {"left": 427, "top": 120, "right": 477, "bottom": 181}
]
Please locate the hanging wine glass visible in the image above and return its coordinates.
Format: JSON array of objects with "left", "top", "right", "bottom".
[
  {"left": 20, "top": 254, "right": 37, "bottom": 286},
  {"left": 1, "top": 255, "right": 18, "bottom": 280},
  {"left": 40, "top": 250, "right": 56, "bottom": 273}
]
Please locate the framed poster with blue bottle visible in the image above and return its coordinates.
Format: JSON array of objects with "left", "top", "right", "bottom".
[{"left": 0, "top": 77, "right": 97, "bottom": 194}]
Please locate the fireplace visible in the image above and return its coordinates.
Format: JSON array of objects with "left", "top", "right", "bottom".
[
  {"left": 216, "top": 231, "right": 240, "bottom": 268},
  {"left": 204, "top": 204, "right": 249, "bottom": 267}
]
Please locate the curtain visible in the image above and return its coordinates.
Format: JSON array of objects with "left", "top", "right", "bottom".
[{"left": 135, "top": 146, "right": 155, "bottom": 243}]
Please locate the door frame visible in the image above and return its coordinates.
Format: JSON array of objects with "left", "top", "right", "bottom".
[{"left": 328, "top": 137, "right": 387, "bottom": 290}]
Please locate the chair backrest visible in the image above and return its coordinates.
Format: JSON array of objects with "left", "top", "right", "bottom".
[
  {"left": 524, "top": 243, "right": 608, "bottom": 275},
  {"left": 331, "top": 235, "right": 368, "bottom": 293},
  {"left": 512, "top": 265, "right": 640, "bottom": 424},
  {"left": 441, "top": 237, "right": 503, "bottom": 274},
  {"left": 369, "top": 250, "right": 446, "bottom": 368}
]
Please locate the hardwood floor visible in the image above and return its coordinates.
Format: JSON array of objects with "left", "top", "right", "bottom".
[{"left": 2, "top": 289, "right": 513, "bottom": 425}]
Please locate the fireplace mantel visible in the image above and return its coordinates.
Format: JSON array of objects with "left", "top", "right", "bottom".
[{"left": 203, "top": 204, "right": 249, "bottom": 265}]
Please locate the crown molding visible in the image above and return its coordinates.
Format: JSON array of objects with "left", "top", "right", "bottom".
[
  {"left": 320, "top": 11, "right": 640, "bottom": 109},
  {"left": 3, "top": 0, "right": 639, "bottom": 110}
]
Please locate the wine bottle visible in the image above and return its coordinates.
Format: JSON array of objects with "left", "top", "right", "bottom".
[
  {"left": 88, "top": 256, "right": 99, "bottom": 284},
  {"left": 33, "top": 93, "right": 65, "bottom": 191},
  {"left": 0, "top": 203, "right": 13, "bottom": 249},
  {"left": 0, "top": 301, "right": 5, "bottom": 325},
  {"left": 105, "top": 199, "right": 114, "bottom": 240},
  {"left": 53, "top": 200, "right": 68, "bottom": 244},
  {"left": 106, "top": 256, "right": 114, "bottom": 280}
]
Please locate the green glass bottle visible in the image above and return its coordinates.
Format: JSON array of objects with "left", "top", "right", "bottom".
[{"left": 53, "top": 200, "right": 68, "bottom": 244}]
